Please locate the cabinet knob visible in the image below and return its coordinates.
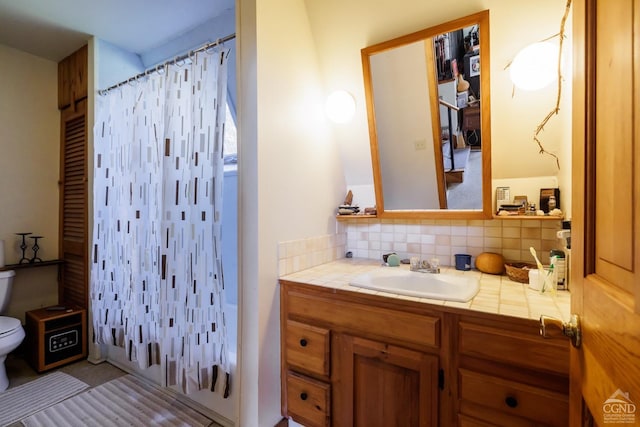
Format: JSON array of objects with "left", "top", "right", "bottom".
[
  {"left": 299, "top": 338, "right": 308, "bottom": 347},
  {"left": 505, "top": 396, "right": 518, "bottom": 408},
  {"left": 300, "top": 392, "right": 308, "bottom": 401}
]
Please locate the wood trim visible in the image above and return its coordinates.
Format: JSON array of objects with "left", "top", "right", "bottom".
[
  {"left": 58, "top": 45, "right": 88, "bottom": 110},
  {"left": 360, "top": 43, "right": 385, "bottom": 216},
  {"left": 361, "top": 10, "right": 492, "bottom": 220},
  {"left": 426, "top": 41, "right": 447, "bottom": 209},
  {"left": 280, "top": 285, "right": 290, "bottom": 419},
  {"left": 635, "top": 0, "right": 640, "bottom": 315},
  {"left": 569, "top": 2, "right": 594, "bottom": 423}
]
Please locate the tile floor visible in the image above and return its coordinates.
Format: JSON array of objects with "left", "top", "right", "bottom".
[
  {"left": 3, "top": 351, "right": 127, "bottom": 427},
  {"left": 5, "top": 351, "right": 126, "bottom": 390},
  {"left": 4, "top": 350, "right": 223, "bottom": 427}
]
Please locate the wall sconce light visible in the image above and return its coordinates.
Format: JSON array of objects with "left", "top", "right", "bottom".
[
  {"left": 509, "top": 41, "right": 560, "bottom": 91},
  {"left": 505, "top": 0, "right": 572, "bottom": 169},
  {"left": 325, "top": 90, "right": 356, "bottom": 124}
]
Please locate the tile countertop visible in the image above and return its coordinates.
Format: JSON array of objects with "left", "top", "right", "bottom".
[{"left": 279, "top": 258, "right": 571, "bottom": 323}]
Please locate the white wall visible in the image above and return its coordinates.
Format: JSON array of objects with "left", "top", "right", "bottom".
[
  {"left": 95, "top": 39, "right": 145, "bottom": 90},
  {"left": 0, "top": 44, "right": 60, "bottom": 321},
  {"left": 238, "top": 0, "right": 346, "bottom": 424}
]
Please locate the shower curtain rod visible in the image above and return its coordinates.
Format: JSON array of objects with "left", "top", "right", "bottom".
[{"left": 99, "top": 32, "right": 236, "bottom": 94}]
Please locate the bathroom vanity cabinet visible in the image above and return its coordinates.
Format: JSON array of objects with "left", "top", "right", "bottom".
[
  {"left": 280, "top": 280, "right": 569, "bottom": 427},
  {"left": 281, "top": 281, "right": 442, "bottom": 426}
]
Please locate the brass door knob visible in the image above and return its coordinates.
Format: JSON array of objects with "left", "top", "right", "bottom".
[{"left": 539, "top": 314, "right": 581, "bottom": 348}]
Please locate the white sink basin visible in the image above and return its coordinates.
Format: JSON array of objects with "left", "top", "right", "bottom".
[{"left": 350, "top": 267, "right": 479, "bottom": 302}]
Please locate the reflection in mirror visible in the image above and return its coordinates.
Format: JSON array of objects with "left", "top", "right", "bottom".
[
  {"left": 369, "top": 40, "right": 442, "bottom": 210},
  {"left": 436, "top": 24, "right": 482, "bottom": 209},
  {"left": 362, "top": 10, "right": 492, "bottom": 219}
]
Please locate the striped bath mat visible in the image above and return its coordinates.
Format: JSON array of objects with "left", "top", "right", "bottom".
[
  {"left": 0, "top": 371, "right": 89, "bottom": 426},
  {"left": 21, "top": 374, "right": 213, "bottom": 427}
]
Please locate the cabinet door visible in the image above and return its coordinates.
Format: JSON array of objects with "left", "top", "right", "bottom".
[
  {"left": 59, "top": 99, "right": 88, "bottom": 309},
  {"left": 333, "top": 334, "right": 438, "bottom": 427}
]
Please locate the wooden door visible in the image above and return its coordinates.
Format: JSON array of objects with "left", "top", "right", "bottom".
[
  {"left": 333, "top": 334, "right": 438, "bottom": 427},
  {"left": 59, "top": 100, "right": 88, "bottom": 308},
  {"left": 58, "top": 46, "right": 88, "bottom": 309},
  {"left": 571, "top": 0, "right": 640, "bottom": 424}
]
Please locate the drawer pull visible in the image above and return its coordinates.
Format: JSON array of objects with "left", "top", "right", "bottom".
[
  {"left": 299, "top": 338, "right": 308, "bottom": 347},
  {"left": 505, "top": 396, "right": 518, "bottom": 408},
  {"left": 300, "top": 392, "right": 308, "bottom": 401}
]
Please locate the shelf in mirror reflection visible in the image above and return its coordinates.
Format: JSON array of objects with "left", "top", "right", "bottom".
[
  {"left": 492, "top": 215, "right": 563, "bottom": 220},
  {"left": 336, "top": 214, "right": 377, "bottom": 220}
]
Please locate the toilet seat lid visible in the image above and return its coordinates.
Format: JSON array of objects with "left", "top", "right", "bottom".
[{"left": 0, "top": 316, "right": 21, "bottom": 336}]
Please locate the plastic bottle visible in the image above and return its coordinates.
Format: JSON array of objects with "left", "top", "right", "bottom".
[
  {"left": 550, "top": 249, "right": 566, "bottom": 290},
  {"left": 543, "top": 260, "right": 555, "bottom": 293}
]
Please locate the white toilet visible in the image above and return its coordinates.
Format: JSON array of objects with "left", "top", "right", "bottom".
[{"left": 0, "top": 270, "right": 26, "bottom": 392}]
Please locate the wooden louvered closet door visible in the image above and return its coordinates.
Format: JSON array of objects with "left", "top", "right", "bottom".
[
  {"left": 58, "top": 46, "right": 88, "bottom": 309},
  {"left": 59, "top": 101, "right": 88, "bottom": 308}
]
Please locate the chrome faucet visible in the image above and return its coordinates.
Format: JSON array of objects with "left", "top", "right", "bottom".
[{"left": 410, "top": 257, "right": 440, "bottom": 274}]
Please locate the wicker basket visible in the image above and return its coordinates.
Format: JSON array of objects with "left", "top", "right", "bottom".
[{"left": 504, "top": 262, "right": 537, "bottom": 283}]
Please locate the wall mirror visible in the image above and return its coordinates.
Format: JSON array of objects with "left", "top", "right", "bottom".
[{"left": 361, "top": 10, "right": 492, "bottom": 219}]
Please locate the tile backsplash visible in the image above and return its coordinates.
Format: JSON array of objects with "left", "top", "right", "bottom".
[
  {"left": 278, "top": 218, "right": 564, "bottom": 276},
  {"left": 278, "top": 233, "right": 347, "bottom": 276},
  {"left": 340, "top": 218, "right": 563, "bottom": 267}
]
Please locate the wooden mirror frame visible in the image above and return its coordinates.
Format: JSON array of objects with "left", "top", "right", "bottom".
[{"left": 362, "top": 10, "right": 492, "bottom": 219}]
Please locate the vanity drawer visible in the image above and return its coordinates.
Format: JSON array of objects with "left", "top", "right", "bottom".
[
  {"left": 285, "top": 288, "right": 440, "bottom": 349},
  {"left": 285, "top": 320, "right": 330, "bottom": 377},
  {"left": 458, "top": 369, "right": 568, "bottom": 427},
  {"left": 458, "top": 321, "right": 569, "bottom": 375},
  {"left": 286, "top": 371, "right": 330, "bottom": 427}
]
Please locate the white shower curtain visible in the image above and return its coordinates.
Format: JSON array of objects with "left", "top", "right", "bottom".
[{"left": 92, "top": 48, "right": 231, "bottom": 396}]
